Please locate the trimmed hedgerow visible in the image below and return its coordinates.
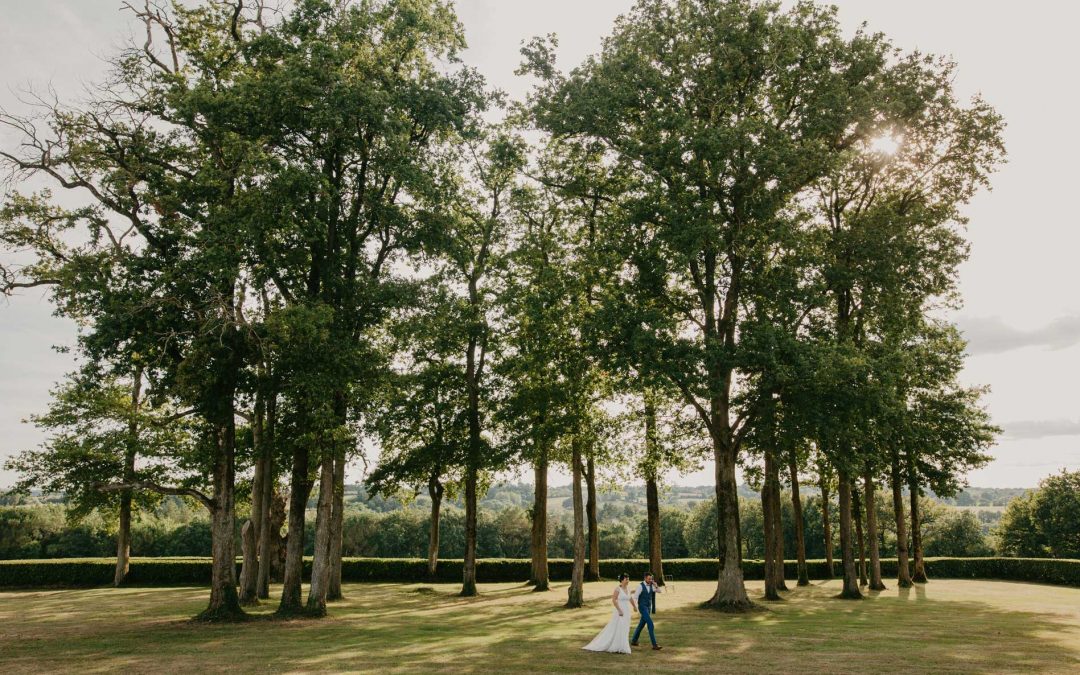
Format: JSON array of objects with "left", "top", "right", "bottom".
[{"left": 2, "top": 556, "right": 1078, "bottom": 588}]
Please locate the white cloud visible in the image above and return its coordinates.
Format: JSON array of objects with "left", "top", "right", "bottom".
[
  {"left": 959, "top": 315, "right": 1080, "bottom": 355},
  {"left": 1004, "top": 419, "right": 1080, "bottom": 440}
]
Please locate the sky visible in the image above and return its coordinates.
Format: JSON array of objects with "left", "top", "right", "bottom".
[{"left": 1, "top": 0, "right": 1077, "bottom": 490}]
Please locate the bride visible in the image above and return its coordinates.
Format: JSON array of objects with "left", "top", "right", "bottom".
[{"left": 583, "top": 573, "right": 636, "bottom": 654}]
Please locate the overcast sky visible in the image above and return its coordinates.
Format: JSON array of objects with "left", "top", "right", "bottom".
[{"left": 1, "top": 0, "right": 1077, "bottom": 489}]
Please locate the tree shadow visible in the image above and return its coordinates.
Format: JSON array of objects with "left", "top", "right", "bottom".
[{"left": 1, "top": 581, "right": 1078, "bottom": 673}]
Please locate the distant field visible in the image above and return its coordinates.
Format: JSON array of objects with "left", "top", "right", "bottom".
[{"left": 2, "top": 579, "right": 1079, "bottom": 673}]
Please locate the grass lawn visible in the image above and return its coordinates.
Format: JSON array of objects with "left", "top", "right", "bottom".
[{"left": 2, "top": 578, "right": 1079, "bottom": 673}]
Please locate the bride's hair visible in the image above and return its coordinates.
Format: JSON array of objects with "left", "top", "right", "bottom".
[{"left": 618, "top": 573, "right": 630, "bottom": 582}]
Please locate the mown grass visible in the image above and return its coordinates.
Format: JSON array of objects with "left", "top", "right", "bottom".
[{"left": 2, "top": 579, "right": 1079, "bottom": 673}]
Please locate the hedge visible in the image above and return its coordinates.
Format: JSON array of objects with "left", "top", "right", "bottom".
[{"left": 2, "top": 556, "right": 1079, "bottom": 589}]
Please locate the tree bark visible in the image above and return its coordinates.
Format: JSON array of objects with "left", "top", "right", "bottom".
[
  {"left": 327, "top": 446, "right": 345, "bottom": 601},
  {"left": 529, "top": 448, "right": 549, "bottom": 591},
  {"left": 585, "top": 454, "right": 600, "bottom": 582},
  {"left": 761, "top": 454, "right": 780, "bottom": 601},
  {"left": 788, "top": 457, "right": 809, "bottom": 587},
  {"left": 820, "top": 471, "right": 834, "bottom": 579},
  {"left": 256, "top": 392, "right": 276, "bottom": 600},
  {"left": 305, "top": 451, "right": 336, "bottom": 615},
  {"left": 566, "top": 438, "right": 585, "bottom": 608},
  {"left": 836, "top": 471, "right": 862, "bottom": 599},
  {"left": 909, "top": 476, "right": 928, "bottom": 583},
  {"left": 643, "top": 393, "right": 664, "bottom": 586},
  {"left": 891, "top": 452, "right": 913, "bottom": 588},
  {"left": 853, "top": 486, "right": 868, "bottom": 587},
  {"left": 277, "top": 441, "right": 311, "bottom": 616},
  {"left": 200, "top": 419, "right": 244, "bottom": 621},
  {"left": 645, "top": 475, "right": 664, "bottom": 587},
  {"left": 461, "top": 467, "right": 479, "bottom": 597},
  {"left": 427, "top": 474, "right": 444, "bottom": 581},
  {"left": 239, "top": 395, "right": 265, "bottom": 605},
  {"left": 706, "top": 439, "right": 752, "bottom": 610},
  {"left": 770, "top": 456, "right": 788, "bottom": 592},
  {"left": 114, "top": 366, "right": 142, "bottom": 587},
  {"left": 268, "top": 489, "right": 287, "bottom": 583},
  {"left": 461, "top": 276, "right": 483, "bottom": 598},
  {"left": 114, "top": 486, "right": 133, "bottom": 587},
  {"left": 864, "top": 467, "right": 886, "bottom": 590}
]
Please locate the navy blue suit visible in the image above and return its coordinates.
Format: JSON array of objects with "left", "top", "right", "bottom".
[{"left": 632, "top": 581, "right": 659, "bottom": 646}]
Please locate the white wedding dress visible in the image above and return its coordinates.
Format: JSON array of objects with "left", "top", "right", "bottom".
[{"left": 582, "top": 585, "right": 633, "bottom": 654}]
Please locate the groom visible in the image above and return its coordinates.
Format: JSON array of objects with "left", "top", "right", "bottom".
[{"left": 631, "top": 572, "right": 663, "bottom": 650}]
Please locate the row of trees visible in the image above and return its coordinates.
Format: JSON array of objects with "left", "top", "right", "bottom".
[
  {"left": 1, "top": 486, "right": 998, "bottom": 562},
  {"left": 1, "top": 0, "right": 1003, "bottom": 619}
]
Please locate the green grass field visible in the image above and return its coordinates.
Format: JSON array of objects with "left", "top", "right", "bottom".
[{"left": 2, "top": 579, "right": 1079, "bottom": 673}]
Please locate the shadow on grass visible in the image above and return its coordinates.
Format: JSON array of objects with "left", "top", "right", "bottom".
[{"left": 1, "top": 582, "right": 1079, "bottom": 674}]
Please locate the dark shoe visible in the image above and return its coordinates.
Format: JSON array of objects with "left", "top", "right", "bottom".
[
  {"left": 630, "top": 642, "right": 639, "bottom": 647},
  {"left": 652, "top": 645, "right": 663, "bottom": 650}
]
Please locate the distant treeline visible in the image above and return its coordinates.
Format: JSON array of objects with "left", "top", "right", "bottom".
[{"left": 1, "top": 483, "right": 1003, "bottom": 561}]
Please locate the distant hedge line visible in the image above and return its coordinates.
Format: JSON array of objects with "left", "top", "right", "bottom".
[{"left": 2, "top": 556, "right": 1078, "bottom": 588}]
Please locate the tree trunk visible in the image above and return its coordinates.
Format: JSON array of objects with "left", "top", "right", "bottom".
[
  {"left": 529, "top": 448, "right": 549, "bottom": 591},
  {"left": 770, "top": 456, "right": 788, "bottom": 592},
  {"left": 864, "top": 467, "right": 886, "bottom": 590},
  {"left": 461, "top": 279, "right": 483, "bottom": 598},
  {"left": 566, "top": 438, "right": 585, "bottom": 608},
  {"left": 585, "top": 454, "right": 600, "bottom": 582},
  {"left": 891, "top": 453, "right": 913, "bottom": 588},
  {"left": 114, "top": 488, "right": 133, "bottom": 587},
  {"left": 256, "top": 391, "right": 276, "bottom": 599},
  {"left": 239, "top": 395, "right": 265, "bottom": 605},
  {"left": 327, "top": 446, "right": 345, "bottom": 601},
  {"left": 706, "top": 439, "right": 752, "bottom": 610},
  {"left": 277, "top": 441, "right": 311, "bottom": 616},
  {"left": 199, "top": 420, "right": 244, "bottom": 621},
  {"left": 761, "top": 454, "right": 780, "bottom": 601},
  {"left": 643, "top": 393, "right": 664, "bottom": 586},
  {"left": 114, "top": 367, "right": 142, "bottom": 587},
  {"left": 461, "top": 467, "right": 479, "bottom": 597},
  {"left": 820, "top": 472, "right": 834, "bottom": 579},
  {"left": 788, "top": 458, "right": 809, "bottom": 587},
  {"left": 909, "top": 476, "right": 928, "bottom": 583},
  {"left": 305, "top": 451, "right": 336, "bottom": 615},
  {"left": 645, "top": 475, "right": 664, "bottom": 587},
  {"left": 836, "top": 471, "right": 862, "bottom": 599},
  {"left": 853, "top": 487, "right": 868, "bottom": 587},
  {"left": 427, "top": 474, "right": 443, "bottom": 581},
  {"left": 268, "top": 489, "right": 287, "bottom": 583}
]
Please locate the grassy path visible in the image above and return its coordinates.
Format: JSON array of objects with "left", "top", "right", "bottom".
[{"left": 2, "top": 579, "right": 1079, "bottom": 673}]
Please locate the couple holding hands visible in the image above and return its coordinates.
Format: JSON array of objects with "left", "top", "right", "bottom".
[{"left": 582, "top": 572, "right": 664, "bottom": 655}]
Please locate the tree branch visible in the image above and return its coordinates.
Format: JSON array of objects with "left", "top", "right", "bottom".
[{"left": 96, "top": 480, "right": 214, "bottom": 510}]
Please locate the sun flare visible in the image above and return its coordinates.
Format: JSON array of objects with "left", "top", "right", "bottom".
[{"left": 869, "top": 133, "right": 902, "bottom": 156}]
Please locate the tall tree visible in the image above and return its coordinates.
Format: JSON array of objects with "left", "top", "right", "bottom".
[
  {"left": 366, "top": 285, "right": 468, "bottom": 581},
  {"left": 526, "top": 0, "right": 901, "bottom": 610},
  {"left": 499, "top": 162, "right": 575, "bottom": 592},
  {"left": 0, "top": 0, "right": 278, "bottom": 619},
  {"left": 425, "top": 130, "right": 522, "bottom": 597}
]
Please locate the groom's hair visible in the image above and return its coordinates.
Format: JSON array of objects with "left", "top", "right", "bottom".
[{"left": 644, "top": 572, "right": 653, "bottom": 579}]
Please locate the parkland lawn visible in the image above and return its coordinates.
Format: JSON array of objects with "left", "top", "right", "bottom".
[{"left": 2, "top": 579, "right": 1079, "bottom": 673}]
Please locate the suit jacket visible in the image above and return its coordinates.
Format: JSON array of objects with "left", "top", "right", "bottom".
[{"left": 638, "top": 581, "right": 658, "bottom": 614}]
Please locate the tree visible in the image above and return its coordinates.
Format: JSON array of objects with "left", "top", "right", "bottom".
[
  {"left": 0, "top": 0, "right": 278, "bottom": 620},
  {"left": 425, "top": 129, "right": 523, "bottom": 597},
  {"left": 633, "top": 387, "right": 706, "bottom": 587},
  {"left": 923, "top": 510, "right": 991, "bottom": 557},
  {"left": 786, "top": 444, "right": 812, "bottom": 586},
  {"left": 998, "top": 471, "right": 1080, "bottom": 559},
  {"left": 498, "top": 166, "right": 574, "bottom": 591},
  {"left": 4, "top": 364, "right": 191, "bottom": 585},
  {"left": 366, "top": 285, "right": 468, "bottom": 580},
  {"left": 526, "top": 0, "right": 903, "bottom": 610},
  {"left": 211, "top": 0, "right": 489, "bottom": 617}
]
